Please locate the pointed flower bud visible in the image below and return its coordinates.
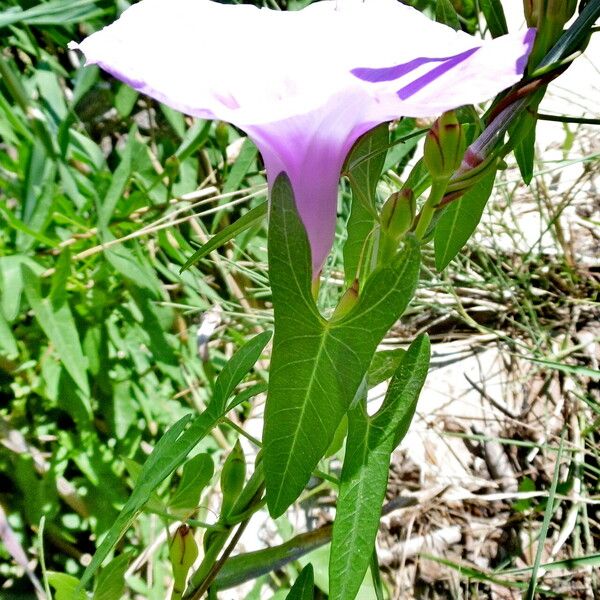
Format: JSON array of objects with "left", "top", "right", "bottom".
[
  {"left": 169, "top": 524, "right": 199, "bottom": 596},
  {"left": 380, "top": 189, "right": 415, "bottom": 241},
  {"left": 220, "top": 441, "right": 246, "bottom": 518},
  {"left": 523, "top": 0, "right": 539, "bottom": 27},
  {"left": 424, "top": 111, "right": 466, "bottom": 181},
  {"left": 215, "top": 121, "right": 229, "bottom": 152},
  {"left": 331, "top": 279, "right": 359, "bottom": 321}
]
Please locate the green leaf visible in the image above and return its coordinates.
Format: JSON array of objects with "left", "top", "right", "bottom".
[
  {"left": 434, "top": 169, "right": 496, "bottom": 271},
  {"left": 214, "top": 528, "right": 330, "bottom": 591},
  {"left": 436, "top": 0, "right": 460, "bottom": 30},
  {"left": 345, "top": 123, "right": 388, "bottom": 217},
  {"left": 79, "top": 332, "right": 269, "bottom": 590},
  {"left": 98, "top": 127, "right": 135, "bottom": 229},
  {"left": 180, "top": 202, "right": 267, "bottom": 272},
  {"left": 286, "top": 564, "right": 314, "bottom": 600},
  {"left": 367, "top": 348, "right": 405, "bottom": 388},
  {"left": 514, "top": 119, "right": 537, "bottom": 185},
  {"left": 222, "top": 137, "right": 258, "bottom": 195},
  {"left": 47, "top": 572, "right": 87, "bottom": 600},
  {"left": 0, "top": 0, "right": 103, "bottom": 29},
  {"left": 93, "top": 552, "right": 132, "bottom": 600},
  {"left": 264, "top": 174, "right": 420, "bottom": 517},
  {"left": 524, "top": 357, "right": 600, "bottom": 380},
  {"left": 103, "top": 242, "right": 162, "bottom": 297},
  {"left": 169, "top": 453, "right": 214, "bottom": 513},
  {"left": 0, "top": 309, "right": 17, "bottom": 356},
  {"left": 22, "top": 265, "right": 90, "bottom": 397},
  {"left": 212, "top": 330, "right": 272, "bottom": 414},
  {"left": 0, "top": 256, "right": 40, "bottom": 322},
  {"left": 329, "top": 335, "right": 430, "bottom": 600},
  {"left": 479, "top": 0, "right": 508, "bottom": 38},
  {"left": 78, "top": 414, "right": 194, "bottom": 590},
  {"left": 344, "top": 200, "right": 377, "bottom": 286},
  {"left": 175, "top": 119, "right": 211, "bottom": 162},
  {"left": 114, "top": 85, "right": 138, "bottom": 118}
]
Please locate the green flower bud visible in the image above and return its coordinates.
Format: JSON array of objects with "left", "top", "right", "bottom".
[
  {"left": 546, "top": 0, "right": 577, "bottom": 26},
  {"left": 169, "top": 524, "right": 198, "bottom": 596},
  {"left": 215, "top": 121, "right": 229, "bottom": 152},
  {"left": 164, "top": 154, "right": 180, "bottom": 181},
  {"left": 220, "top": 441, "right": 246, "bottom": 518},
  {"left": 380, "top": 189, "right": 415, "bottom": 241},
  {"left": 424, "top": 111, "right": 466, "bottom": 181},
  {"left": 526, "top": 0, "right": 577, "bottom": 67},
  {"left": 331, "top": 279, "right": 359, "bottom": 321},
  {"left": 523, "top": 0, "right": 539, "bottom": 27}
]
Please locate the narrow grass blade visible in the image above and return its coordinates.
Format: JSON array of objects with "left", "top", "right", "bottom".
[
  {"left": 525, "top": 432, "right": 565, "bottom": 600},
  {"left": 180, "top": 202, "right": 267, "bottom": 272}
]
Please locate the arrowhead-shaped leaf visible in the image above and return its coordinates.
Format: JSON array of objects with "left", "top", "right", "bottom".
[
  {"left": 264, "top": 173, "right": 421, "bottom": 517},
  {"left": 329, "top": 335, "right": 430, "bottom": 600}
]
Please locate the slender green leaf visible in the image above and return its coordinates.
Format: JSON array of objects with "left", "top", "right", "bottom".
[
  {"left": 22, "top": 265, "right": 90, "bottom": 397},
  {"left": 93, "top": 552, "right": 132, "bottom": 600},
  {"left": 329, "top": 335, "right": 430, "bottom": 600},
  {"left": 434, "top": 169, "right": 496, "bottom": 270},
  {"left": 0, "top": 0, "right": 103, "bottom": 29},
  {"left": 343, "top": 124, "right": 388, "bottom": 283},
  {"left": 169, "top": 453, "right": 214, "bottom": 513},
  {"left": 175, "top": 119, "right": 211, "bottom": 162},
  {"left": 286, "top": 564, "right": 314, "bottom": 600},
  {"left": 180, "top": 202, "right": 267, "bottom": 272},
  {"left": 79, "top": 331, "right": 269, "bottom": 589},
  {"left": 0, "top": 309, "right": 18, "bottom": 356},
  {"left": 264, "top": 173, "right": 420, "bottom": 517},
  {"left": 525, "top": 433, "right": 565, "bottom": 600},
  {"left": 524, "top": 357, "right": 600, "bottom": 380},
  {"left": 212, "top": 330, "right": 272, "bottom": 414},
  {"left": 214, "top": 528, "right": 330, "bottom": 590},
  {"left": 47, "top": 572, "right": 86, "bottom": 600},
  {"left": 436, "top": 0, "right": 460, "bottom": 30},
  {"left": 479, "top": 0, "right": 509, "bottom": 38},
  {"left": 98, "top": 127, "right": 135, "bottom": 229},
  {"left": 78, "top": 414, "right": 193, "bottom": 589},
  {"left": 222, "top": 137, "right": 258, "bottom": 195},
  {"left": 103, "top": 242, "right": 162, "bottom": 297},
  {"left": 505, "top": 552, "right": 600, "bottom": 575},
  {"left": 514, "top": 118, "right": 537, "bottom": 185}
]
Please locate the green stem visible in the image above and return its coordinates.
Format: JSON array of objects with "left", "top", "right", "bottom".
[
  {"left": 537, "top": 113, "right": 600, "bottom": 126},
  {"left": 413, "top": 179, "right": 448, "bottom": 241},
  {"left": 183, "top": 465, "right": 265, "bottom": 597}
]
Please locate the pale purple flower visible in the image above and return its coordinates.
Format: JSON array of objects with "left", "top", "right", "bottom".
[{"left": 70, "top": 0, "right": 534, "bottom": 274}]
